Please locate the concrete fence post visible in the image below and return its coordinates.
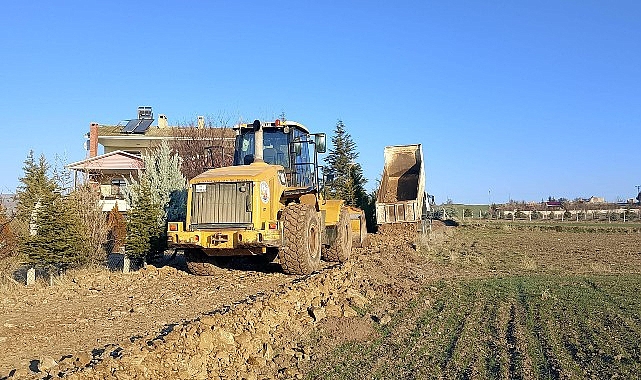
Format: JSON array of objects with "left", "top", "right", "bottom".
[
  {"left": 123, "top": 256, "right": 131, "bottom": 274},
  {"left": 26, "top": 268, "right": 35, "bottom": 286}
]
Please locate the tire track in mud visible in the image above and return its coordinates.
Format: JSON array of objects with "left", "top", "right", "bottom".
[
  {"left": 444, "top": 286, "right": 496, "bottom": 379},
  {"left": 506, "top": 302, "right": 522, "bottom": 380}
]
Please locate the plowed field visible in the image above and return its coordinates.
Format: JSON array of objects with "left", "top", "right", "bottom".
[{"left": 307, "top": 224, "right": 641, "bottom": 379}]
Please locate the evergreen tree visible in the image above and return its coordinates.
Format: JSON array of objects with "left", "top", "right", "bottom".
[
  {"left": 125, "top": 176, "right": 161, "bottom": 262},
  {"left": 125, "top": 140, "right": 187, "bottom": 223},
  {"left": 16, "top": 152, "right": 87, "bottom": 269},
  {"left": 23, "top": 188, "right": 85, "bottom": 269},
  {"left": 324, "top": 120, "right": 368, "bottom": 209},
  {"left": 124, "top": 140, "right": 187, "bottom": 259},
  {"left": 16, "top": 151, "right": 55, "bottom": 227}
]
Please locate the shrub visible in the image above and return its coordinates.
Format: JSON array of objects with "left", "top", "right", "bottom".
[
  {"left": 0, "top": 205, "right": 18, "bottom": 260},
  {"left": 67, "top": 185, "right": 110, "bottom": 264}
]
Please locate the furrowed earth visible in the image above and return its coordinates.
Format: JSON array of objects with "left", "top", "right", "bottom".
[{"left": 1, "top": 221, "right": 640, "bottom": 379}]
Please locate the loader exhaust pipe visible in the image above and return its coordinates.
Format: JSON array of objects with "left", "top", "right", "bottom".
[{"left": 252, "top": 119, "right": 264, "bottom": 163}]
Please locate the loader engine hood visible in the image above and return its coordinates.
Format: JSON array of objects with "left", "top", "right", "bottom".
[{"left": 191, "top": 162, "right": 283, "bottom": 184}]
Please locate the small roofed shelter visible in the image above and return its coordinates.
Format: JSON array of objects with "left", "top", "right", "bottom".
[{"left": 66, "top": 150, "right": 144, "bottom": 212}]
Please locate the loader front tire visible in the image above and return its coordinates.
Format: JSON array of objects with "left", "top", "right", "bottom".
[
  {"left": 279, "top": 203, "right": 321, "bottom": 275},
  {"left": 323, "top": 207, "right": 352, "bottom": 263}
]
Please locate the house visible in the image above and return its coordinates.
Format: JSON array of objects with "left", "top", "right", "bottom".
[
  {"left": 66, "top": 151, "right": 143, "bottom": 212},
  {"left": 68, "top": 106, "right": 235, "bottom": 211}
]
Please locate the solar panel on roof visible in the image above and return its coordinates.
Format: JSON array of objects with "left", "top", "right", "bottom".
[
  {"left": 122, "top": 119, "right": 141, "bottom": 133},
  {"left": 132, "top": 118, "right": 154, "bottom": 134}
]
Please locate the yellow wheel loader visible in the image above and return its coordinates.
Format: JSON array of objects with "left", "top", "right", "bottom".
[{"left": 167, "top": 119, "right": 367, "bottom": 275}]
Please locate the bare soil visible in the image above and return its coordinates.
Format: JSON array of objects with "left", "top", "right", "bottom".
[{"left": 0, "top": 257, "right": 305, "bottom": 375}]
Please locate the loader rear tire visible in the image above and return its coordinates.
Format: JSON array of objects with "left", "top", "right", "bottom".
[
  {"left": 279, "top": 203, "right": 321, "bottom": 275},
  {"left": 323, "top": 207, "right": 352, "bottom": 263},
  {"left": 184, "top": 249, "right": 231, "bottom": 276}
]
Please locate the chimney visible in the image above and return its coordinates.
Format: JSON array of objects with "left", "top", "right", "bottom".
[
  {"left": 197, "top": 115, "right": 205, "bottom": 129},
  {"left": 158, "top": 114, "right": 168, "bottom": 129},
  {"left": 89, "top": 122, "right": 99, "bottom": 158}
]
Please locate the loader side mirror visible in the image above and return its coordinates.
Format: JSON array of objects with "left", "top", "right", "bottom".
[
  {"left": 292, "top": 141, "right": 302, "bottom": 155},
  {"left": 314, "top": 133, "right": 326, "bottom": 153}
]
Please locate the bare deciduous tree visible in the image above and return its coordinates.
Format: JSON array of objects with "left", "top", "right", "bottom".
[{"left": 170, "top": 115, "right": 235, "bottom": 180}]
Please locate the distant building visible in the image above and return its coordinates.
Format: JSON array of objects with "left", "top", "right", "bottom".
[
  {"left": 0, "top": 194, "right": 17, "bottom": 216},
  {"left": 545, "top": 201, "right": 563, "bottom": 210}
]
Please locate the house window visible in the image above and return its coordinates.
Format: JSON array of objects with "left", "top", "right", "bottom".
[{"left": 111, "top": 179, "right": 127, "bottom": 198}]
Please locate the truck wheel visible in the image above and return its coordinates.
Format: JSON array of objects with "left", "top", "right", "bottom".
[
  {"left": 324, "top": 207, "right": 352, "bottom": 262},
  {"left": 184, "top": 249, "right": 230, "bottom": 275},
  {"left": 280, "top": 203, "right": 321, "bottom": 275}
]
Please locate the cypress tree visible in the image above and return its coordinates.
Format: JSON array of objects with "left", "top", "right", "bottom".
[{"left": 107, "top": 203, "right": 126, "bottom": 254}]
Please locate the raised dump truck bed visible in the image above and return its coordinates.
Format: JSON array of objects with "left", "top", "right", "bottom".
[{"left": 376, "top": 144, "right": 427, "bottom": 224}]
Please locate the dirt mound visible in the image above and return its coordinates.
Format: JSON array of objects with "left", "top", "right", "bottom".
[
  {"left": 9, "top": 264, "right": 365, "bottom": 380},
  {"left": 1, "top": 227, "right": 444, "bottom": 380}
]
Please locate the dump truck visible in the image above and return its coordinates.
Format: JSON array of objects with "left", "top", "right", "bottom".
[
  {"left": 167, "top": 119, "right": 367, "bottom": 275},
  {"left": 375, "top": 144, "right": 430, "bottom": 225}
]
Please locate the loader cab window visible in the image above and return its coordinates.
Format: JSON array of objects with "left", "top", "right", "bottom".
[
  {"left": 291, "top": 129, "right": 314, "bottom": 188},
  {"left": 233, "top": 129, "right": 291, "bottom": 167}
]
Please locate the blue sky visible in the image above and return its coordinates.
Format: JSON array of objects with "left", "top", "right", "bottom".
[{"left": 1, "top": 1, "right": 639, "bottom": 204}]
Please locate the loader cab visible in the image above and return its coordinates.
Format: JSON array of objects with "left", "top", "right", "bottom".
[{"left": 233, "top": 120, "right": 326, "bottom": 190}]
